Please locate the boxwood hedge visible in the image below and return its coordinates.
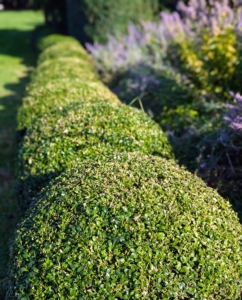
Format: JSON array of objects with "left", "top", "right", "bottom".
[
  {"left": 37, "top": 40, "right": 91, "bottom": 64},
  {"left": 7, "top": 154, "right": 242, "bottom": 299},
  {"left": 11, "top": 34, "right": 242, "bottom": 298},
  {"left": 18, "top": 77, "right": 119, "bottom": 130},
  {"left": 37, "top": 34, "right": 78, "bottom": 52},
  {"left": 16, "top": 34, "right": 173, "bottom": 211},
  {"left": 17, "top": 35, "right": 119, "bottom": 131},
  {"left": 17, "top": 100, "right": 173, "bottom": 211}
]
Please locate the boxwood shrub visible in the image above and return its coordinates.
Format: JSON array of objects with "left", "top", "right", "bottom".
[
  {"left": 17, "top": 35, "right": 119, "bottom": 130},
  {"left": 37, "top": 34, "right": 78, "bottom": 52},
  {"left": 17, "top": 100, "right": 173, "bottom": 211},
  {"left": 37, "top": 39, "right": 90, "bottom": 64},
  {"left": 7, "top": 154, "right": 242, "bottom": 299},
  {"left": 13, "top": 34, "right": 240, "bottom": 298},
  {"left": 18, "top": 77, "right": 119, "bottom": 130}
]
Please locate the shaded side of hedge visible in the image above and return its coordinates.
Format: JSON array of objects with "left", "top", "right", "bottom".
[{"left": 16, "top": 34, "right": 174, "bottom": 211}]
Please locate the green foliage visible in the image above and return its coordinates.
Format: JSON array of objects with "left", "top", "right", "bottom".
[
  {"left": 7, "top": 154, "right": 242, "bottom": 299},
  {"left": 16, "top": 34, "right": 173, "bottom": 212},
  {"left": 37, "top": 34, "right": 81, "bottom": 52},
  {"left": 66, "top": 0, "right": 159, "bottom": 43},
  {"left": 173, "top": 27, "right": 239, "bottom": 97},
  {"left": 37, "top": 41, "right": 93, "bottom": 64},
  {"left": 33, "top": 0, "right": 67, "bottom": 32},
  {"left": 11, "top": 33, "right": 242, "bottom": 298},
  {"left": 17, "top": 100, "right": 173, "bottom": 211},
  {"left": 17, "top": 35, "right": 119, "bottom": 130},
  {"left": 159, "top": 104, "right": 198, "bottom": 135}
]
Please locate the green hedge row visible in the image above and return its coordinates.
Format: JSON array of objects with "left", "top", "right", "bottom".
[
  {"left": 16, "top": 34, "right": 173, "bottom": 211},
  {"left": 7, "top": 35, "right": 242, "bottom": 299}
]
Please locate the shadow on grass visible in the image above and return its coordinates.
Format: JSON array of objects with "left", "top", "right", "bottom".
[{"left": 0, "top": 26, "right": 48, "bottom": 298}]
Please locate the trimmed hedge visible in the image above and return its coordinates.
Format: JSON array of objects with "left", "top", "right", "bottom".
[
  {"left": 8, "top": 154, "right": 242, "bottom": 299},
  {"left": 17, "top": 35, "right": 119, "bottom": 130},
  {"left": 17, "top": 100, "right": 173, "bottom": 210},
  {"left": 8, "top": 34, "right": 242, "bottom": 299},
  {"left": 16, "top": 34, "right": 173, "bottom": 211},
  {"left": 18, "top": 77, "right": 119, "bottom": 130}
]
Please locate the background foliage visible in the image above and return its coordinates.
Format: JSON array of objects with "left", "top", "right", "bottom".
[
  {"left": 66, "top": 0, "right": 159, "bottom": 43},
  {"left": 86, "top": 0, "right": 242, "bottom": 219}
]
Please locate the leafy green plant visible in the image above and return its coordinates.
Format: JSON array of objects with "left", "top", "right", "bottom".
[
  {"left": 173, "top": 26, "right": 239, "bottom": 97},
  {"left": 7, "top": 154, "right": 242, "bottom": 299},
  {"left": 17, "top": 35, "right": 119, "bottom": 130},
  {"left": 17, "top": 100, "right": 173, "bottom": 211},
  {"left": 66, "top": 0, "right": 159, "bottom": 43},
  {"left": 16, "top": 34, "right": 173, "bottom": 213}
]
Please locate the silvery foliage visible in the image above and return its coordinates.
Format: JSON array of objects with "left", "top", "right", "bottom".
[
  {"left": 85, "top": 22, "right": 171, "bottom": 76},
  {"left": 86, "top": 0, "right": 242, "bottom": 83},
  {"left": 160, "top": 0, "right": 242, "bottom": 44},
  {"left": 85, "top": 21, "right": 178, "bottom": 96},
  {"left": 224, "top": 92, "right": 242, "bottom": 132}
]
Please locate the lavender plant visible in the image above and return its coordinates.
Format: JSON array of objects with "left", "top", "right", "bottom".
[
  {"left": 86, "top": 20, "right": 185, "bottom": 119},
  {"left": 225, "top": 92, "right": 242, "bottom": 131},
  {"left": 86, "top": 0, "right": 242, "bottom": 95},
  {"left": 86, "top": 0, "right": 242, "bottom": 218},
  {"left": 85, "top": 22, "right": 172, "bottom": 83}
]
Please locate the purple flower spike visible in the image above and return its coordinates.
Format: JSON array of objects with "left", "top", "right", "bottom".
[{"left": 224, "top": 92, "right": 242, "bottom": 133}]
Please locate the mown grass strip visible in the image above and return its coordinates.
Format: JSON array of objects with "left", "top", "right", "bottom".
[{"left": 0, "top": 10, "right": 44, "bottom": 297}]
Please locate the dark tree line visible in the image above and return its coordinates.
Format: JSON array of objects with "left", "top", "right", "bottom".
[
  {"left": 0, "top": 0, "right": 187, "bottom": 43},
  {"left": 1, "top": 0, "right": 33, "bottom": 9}
]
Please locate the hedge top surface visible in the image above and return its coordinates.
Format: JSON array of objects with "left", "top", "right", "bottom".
[
  {"left": 18, "top": 78, "right": 119, "bottom": 130},
  {"left": 18, "top": 34, "right": 121, "bottom": 130},
  {"left": 8, "top": 153, "right": 242, "bottom": 299},
  {"left": 38, "top": 43, "right": 94, "bottom": 65},
  {"left": 17, "top": 101, "right": 174, "bottom": 211},
  {"left": 19, "top": 100, "right": 173, "bottom": 176},
  {"left": 37, "top": 34, "right": 81, "bottom": 52},
  {"left": 37, "top": 56, "right": 95, "bottom": 73}
]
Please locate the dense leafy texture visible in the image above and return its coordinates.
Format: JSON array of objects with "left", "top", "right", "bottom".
[
  {"left": 86, "top": 0, "right": 242, "bottom": 216},
  {"left": 37, "top": 34, "right": 79, "bottom": 52},
  {"left": 7, "top": 154, "right": 242, "bottom": 299},
  {"left": 11, "top": 33, "right": 242, "bottom": 299},
  {"left": 16, "top": 34, "right": 173, "bottom": 212},
  {"left": 17, "top": 35, "right": 119, "bottom": 130},
  {"left": 17, "top": 100, "right": 173, "bottom": 211}
]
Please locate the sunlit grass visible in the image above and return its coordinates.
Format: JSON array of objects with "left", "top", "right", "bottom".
[{"left": 0, "top": 10, "right": 44, "bottom": 296}]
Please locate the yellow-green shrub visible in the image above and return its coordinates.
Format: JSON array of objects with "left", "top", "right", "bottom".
[{"left": 175, "top": 26, "right": 239, "bottom": 97}]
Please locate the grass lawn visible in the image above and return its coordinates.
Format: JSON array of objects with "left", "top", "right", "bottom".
[{"left": 0, "top": 10, "right": 44, "bottom": 296}]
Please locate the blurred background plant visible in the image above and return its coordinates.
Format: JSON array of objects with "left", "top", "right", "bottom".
[
  {"left": 86, "top": 0, "right": 242, "bottom": 219},
  {"left": 1, "top": 0, "right": 242, "bottom": 215},
  {"left": 66, "top": 0, "right": 160, "bottom": 44}
]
